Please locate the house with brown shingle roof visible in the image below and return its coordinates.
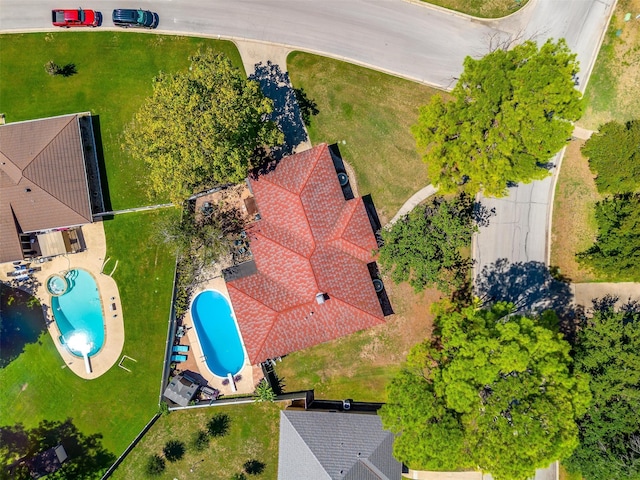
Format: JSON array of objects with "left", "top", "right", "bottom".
[
  {"left": 226, "top": 143, "right": 387, "bottom": 364},
  {"left": 0, "top": 113, "right": 101, "bottom": 263}
]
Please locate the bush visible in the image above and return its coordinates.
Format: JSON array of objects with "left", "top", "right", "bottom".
[
  {"left": 207, "top": 413, "right": 230, "bottom": 437},
  {"left": 145, "top": 454, "right": 165, "bottom": 477},
  {"left": 158, "top": 401, "right": 170, "bottom": 416},
  {"left": 44, "top": 60, "right": 61, "bottom": 76},
  {"left": 231, "top": 473, "right": 247, "bottom": 480},
  {"left": 162, "top": 439, "right": 186, "bottom": 462},
  {"left": 254, "top": 379, "right": 276, "bottom": 402}
]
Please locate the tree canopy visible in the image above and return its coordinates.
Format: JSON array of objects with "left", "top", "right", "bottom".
[
  {"left": 378, "top": 194, "right": 475, "bottom": 293},
  {"left": 412, "top": 39, "right": 583, "bottom": 197},
  {"left": 379, "top": 302, "right": 590, "bottom": 479},
  {"left": 582, "top": 120, "right": 640, "bottom": 194},
  {"left": 576, "top": 193, "right": 640, "bottom": 281},
  {"left": 565, "top": 298, "right": 640, "bottom": 479},
  {"left": 124, "top": 50, "right": 283, "bottom": 204}
]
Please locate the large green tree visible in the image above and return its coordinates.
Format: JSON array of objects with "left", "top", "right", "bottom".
[
  {"left": 412, "top": 39, "right": 583, "bottom": 197},
  {"left": 379, "top": 302, "right": 590, "bottom": 479},
  {"left": 124, "top": 50, "right": 283, "bottom": 204},
  {"left": 582, "top": 120, "right": 640, "bottom": 194},
  {"left": 565, "top": 298, "right": 640, "bottom": 479},
  {"left": 378, "top": 194, "right": 475, "bottom": 293},
  {"left": 576, "top": 193, "right": 640, "bottom": 281}
]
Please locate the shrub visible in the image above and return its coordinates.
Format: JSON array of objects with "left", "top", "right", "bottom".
[
  {"left": 162, "top": 439, "right": 186, "bottom": 462},
  {"left": 158, "top": 401, "right": 170, "bottom": 416},
  {"left": 231, "top": 473, "right": 247, "bottom": 480},
  {"left": 145, "top": 455, "right": 165, "bottom": 477},
  {"left": 254, "top": 379, "right": 276, "bottom": 402},
  {"left": 44, "top": 60, "right": 61, "bottom": 76}
]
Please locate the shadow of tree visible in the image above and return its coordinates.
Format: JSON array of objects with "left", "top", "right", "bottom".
[
  {"left": 293, "top": 87, "right": 319, "bottom": 127},
  {"left": 475, "top": 259, "right": 578, "bottom": 339},
  {"left": 249, "top": 61, "right": 310, "bottom": 160},
  {"left": 60, "top": 63, "right": 77, "bottom": 77},
  {"left": 1, "top": 419, "right": 115, "bottom": 479},
  {"left": 0, "top": 283, "right": 47, "bottom": 369}
]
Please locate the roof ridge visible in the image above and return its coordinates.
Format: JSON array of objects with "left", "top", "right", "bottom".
[
  {"left": 328, "top": 295, "right": 384, "bottom": 323},
  {"left": 282, "top": 412, "right": 332, "bottom": 480},
  {"left": 22, "top": 116, "right": 92, "bottom": 221},
  {"left": 252, "top": 228, "right": 317, "bottom": 284},
  {"left": 23, "top": 114, "right": 76, "bottom": 172},
  {"left": 228, "top": 275, "right": 279, "bottom": 315},
  {"left": 227, "top": 282, "right": 278, "bottom": 364},
  {"left": 330, "top": 198, "right": 358, "bottom": 243}
]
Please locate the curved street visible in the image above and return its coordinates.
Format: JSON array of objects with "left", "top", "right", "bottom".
[{"left": 0, "top": 0, "right": 616, "bottom": 288}]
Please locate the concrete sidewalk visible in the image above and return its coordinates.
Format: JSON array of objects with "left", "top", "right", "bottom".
[
  {"left": 387, "top": 184, "right": 439, "bottom": 226},
  {"left": 573, "top": 282, "right": 640, "bottom": 310}
]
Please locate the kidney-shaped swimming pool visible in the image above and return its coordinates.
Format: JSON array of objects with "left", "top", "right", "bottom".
[
  {"left": 190, "top": 290, "right": 246, "bottom": 377},
  {"left": 51, "top": 269, "right": 105, "bottom": 357}
]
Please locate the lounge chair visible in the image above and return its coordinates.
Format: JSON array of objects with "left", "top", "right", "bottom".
[
  {"left": 170, "top": 354, "right": 187, "bottom": 362},
  {"left": 172, "top": 345, "right": 189, "bottom": 353}
]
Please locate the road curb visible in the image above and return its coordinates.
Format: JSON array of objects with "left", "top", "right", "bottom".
[{"left": 401, "top": 0, "right": 536, "bottom": 23}]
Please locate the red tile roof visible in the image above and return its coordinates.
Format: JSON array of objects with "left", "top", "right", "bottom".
[{"left": 227, "top": 144, "right": 384, "bottom": 364}]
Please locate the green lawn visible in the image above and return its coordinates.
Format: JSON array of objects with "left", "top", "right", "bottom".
[
  {"left": 579, "top": 0, "right": 640, "bottom": 129},
  {"left": 277, "top": 329, "right": 399, "bottom": 403},
  {"left": 112, "top": 403, "right": 282, "bottom": 480},
  {"left": 0, "top": 210, "right": 178, "bottom": 469},
  {"left": 422, "top": 0, "right": 528, "bottom": 18},
  {"left": 287, "top": 52, "right": 441, "bottom": 223},
  {"left": 0, "top": 32, "right": 243, "bottom": 210}
]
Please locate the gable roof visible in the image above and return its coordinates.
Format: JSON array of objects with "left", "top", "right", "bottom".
[
  {"left": 0, "top": 114, "right": 93, "bottom": 262},
  {"left": 227, "top": 144, "right": 384, "bottom": 363},
  {"left": 278, "top": 410, "right": 401, "bottom": 480}
]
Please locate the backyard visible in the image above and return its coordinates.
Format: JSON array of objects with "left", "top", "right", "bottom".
[
  {"left": 0, "top": 32, "right": 246, "bottom": 464},
  {"left": 111, "top": 403, "right": 282, "bottom": 480},
  {"left": 0, "top": 210, "right": 177, "bottom": 468}
]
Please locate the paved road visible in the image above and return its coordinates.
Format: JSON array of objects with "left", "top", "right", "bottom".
[
  {"left": 0, "top": 0, "right": 614, "bottom": 91},
  {"left": 473, "top": 0, "right": 616, "bottom": 281}
]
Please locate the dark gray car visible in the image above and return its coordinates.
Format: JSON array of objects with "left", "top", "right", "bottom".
[{"left": 112, "top": 9, "right": 158, "bottom": 28}]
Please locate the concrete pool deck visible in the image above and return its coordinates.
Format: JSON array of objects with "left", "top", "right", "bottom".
[
  {"left": 179, "top": 275, "right": 255, "bottom": 396},
  {"left": 0, "top": 221, "right": 124, "bottom": 379}
]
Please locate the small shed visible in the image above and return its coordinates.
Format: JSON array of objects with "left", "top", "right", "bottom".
[
  {"left": 26, "top": 444, "right": 68, "bottom": 479},
  {"left": 163, "top": 374, "right": 200, "bottom": 407}
]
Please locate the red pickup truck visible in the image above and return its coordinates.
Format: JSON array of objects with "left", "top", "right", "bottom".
[{"left": 51, "top": 9, "right": 102, "bottom": 27}]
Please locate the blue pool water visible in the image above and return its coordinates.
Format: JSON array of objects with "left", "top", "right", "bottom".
[
  {"left": 190, "top": 290, "right": 245, "bottom": 377},
  {"left": 51, "top": 269, "right": 105, "bottom": 357}
]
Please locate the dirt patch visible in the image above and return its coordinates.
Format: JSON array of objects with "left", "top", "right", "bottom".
[{"left": 551, "top": 139, "right": 602, "bottom": 282}]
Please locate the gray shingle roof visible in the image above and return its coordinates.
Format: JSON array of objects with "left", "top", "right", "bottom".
[
  {"left": 163, "top": 374, "right": 199, "bottom": 407},
  {"left": 0, "top": 114, "right": 93, "bottom": 262},
  {"left": 278, "top": 410, "right": 401, "bottom": 480}
]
